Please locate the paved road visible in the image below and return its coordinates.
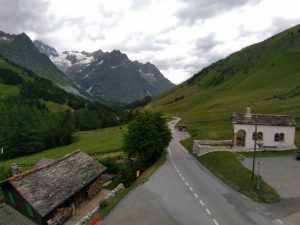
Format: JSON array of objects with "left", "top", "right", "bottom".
[
  {"left": 243, "top": 156, "right": 300, "bottom": 225},
  {"left": 104, "top": 118, "right": 289, "bottom": 225}
]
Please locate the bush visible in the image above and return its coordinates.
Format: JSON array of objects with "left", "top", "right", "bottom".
[
  {"left": 118, "top": 162, "right": 137, "bottom": 187},
  {"left": 98, "top": 158, "right": 121, "bottom": 174},
  {"left": 100, "top": 199, "right": 109, "bottom": 209}
]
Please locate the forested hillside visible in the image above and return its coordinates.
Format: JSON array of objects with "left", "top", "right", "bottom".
[{"left": 0, "top": 56, "right": 132, "bottom": 159}]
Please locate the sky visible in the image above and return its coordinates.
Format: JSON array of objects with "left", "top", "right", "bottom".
[{"left": 0, "top": 0, "right": 299, "bottom": 84}]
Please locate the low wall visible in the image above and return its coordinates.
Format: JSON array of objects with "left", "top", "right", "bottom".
[{"left": 193, "top": 140, "right": 232, "bottom": 156}]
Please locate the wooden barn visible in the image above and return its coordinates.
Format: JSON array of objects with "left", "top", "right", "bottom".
[{"left": 0, "top": 150, "right": 109, "bottom": 225}]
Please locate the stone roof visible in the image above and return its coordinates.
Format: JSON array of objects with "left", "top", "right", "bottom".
[
  {"left": 34, "top": 157, "right": 54, "bottom": 168},
  {"left": 7, "top": 150, "right": 106, "bottom": 217},
  {"left": 232, "top": 113, "right": 296, "bottom": 127}
]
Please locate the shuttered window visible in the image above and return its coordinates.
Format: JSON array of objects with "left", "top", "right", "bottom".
[
  {"left": 25, "top": 203, "right": 34, "bottom": 217},
  {"left": 7, "top": 192, "right": 15, "bottom": 206}
]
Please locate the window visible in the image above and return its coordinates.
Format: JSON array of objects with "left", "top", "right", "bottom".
[
  {"left": 25, "top": 203, "right": 34, "bottom": 218},
  {"left": 252, "top": 132, "right": 263, "bottom": 140},
  {"left": 257, "top": 132, "right": 263, "bottom": 140},
  {"left": 279, "top": 133, "right": 284, "bottom": 141},
  {"left": 7, "top": 192, "right": 15, "bottom": 206},
  {"left": 274, "top": 133, "right": 280, "bottom": 141}
]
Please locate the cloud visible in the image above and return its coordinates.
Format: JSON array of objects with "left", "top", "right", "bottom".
[
  {"left": 0, "top": 0, "right": 299, "bottom": 84},
  {"left": 176, "top": 0, "right": 262, "bottom": 24}
]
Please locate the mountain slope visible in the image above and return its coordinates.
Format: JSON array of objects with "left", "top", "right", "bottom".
[
  {"left": 147, "top": 24, "right": 300, "bottom": 148},
  {"left": 34, "top": 41, "right": 174, "bottom": 104},
  {"left": 0, "top": 55, "right": 122, "bottom": 159},
  {"left": 0, "top": 31, "right": 82, "bottom": 96}
]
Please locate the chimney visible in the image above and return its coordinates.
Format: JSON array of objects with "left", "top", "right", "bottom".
[
  {"left": 11, "top": 163, "right": 21, "bottom": 176},
  {"left": 245, "top": 107, "right": 251, "bottom": 118}
]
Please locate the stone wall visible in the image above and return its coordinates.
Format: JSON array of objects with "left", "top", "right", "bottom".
[{"left": 87, "top": 178, "right": 102, "bottom": 199}]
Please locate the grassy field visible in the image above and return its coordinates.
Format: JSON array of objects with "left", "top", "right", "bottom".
[
  {"left": 44, "top": 101, "right": 73, "bottom": 112},
  {"left": 199, "top": 152, "right": 280, "bottom": 203},
  {"left": 0, "top": 83, "right": 20, "bottom": 97},
  {"left": 0, "top": 125, "right": 127, "bottom": 171}
]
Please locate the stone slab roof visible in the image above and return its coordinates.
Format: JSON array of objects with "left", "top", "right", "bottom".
[
  {"left": 34, "top": 157, "right": 54, "bottom": 168},
  {"left": 232, "top": 113, "right": 296, "bottom": 127},
  {"left": 8, "top": 150, "right": 106, "bottom": 217}
]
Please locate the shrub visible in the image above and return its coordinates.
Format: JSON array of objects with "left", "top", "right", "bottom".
[
  {"left": 99, "top": 157, "right": 120, "bottom": 174},
  {"left": 100, "top": 199, "right": 109, "bottom": 209}
]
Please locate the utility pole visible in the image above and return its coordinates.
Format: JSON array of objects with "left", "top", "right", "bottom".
[{"left": 251, "top": 124, "right": 257, "bottom": 181}]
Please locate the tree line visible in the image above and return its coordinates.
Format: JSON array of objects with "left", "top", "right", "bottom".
[{"left": 0, "top": 65, "right": 134, "bottom": 160}]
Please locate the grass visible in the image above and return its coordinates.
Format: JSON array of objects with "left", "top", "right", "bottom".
[
  {"left": 0, "top": 83, "right": 19, "bottom": 97},
  {"left": 237, "top": 149, "right": 297, "bottom": 158},
  {"left": 198, "top": 151, "right": 280, "bottom": 203},
  {"left": 92, "top": 150, "right": 167, "bottom": 220},
  {"left": 44, "top": 101, "right": 73, "bottom": 112},
  {"left": 0, "top": 126, "right": 127, "bottom": 172}
]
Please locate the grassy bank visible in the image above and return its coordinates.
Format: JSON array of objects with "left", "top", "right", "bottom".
[
  {"left": 0, "top": 125, "right": 126, "bottom": 171},
  {"left": 198, "top": 151, "right": 280, "bottom": 203}
]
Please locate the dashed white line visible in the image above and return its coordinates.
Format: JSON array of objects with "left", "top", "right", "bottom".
[
  {"left": 276, "top": 219, "right": 284, "bottom": 224},
  {"left": 199, "top": 200, "right": 204, "bottom": 206},
  {"left": 185, "top": 182, "right": 189, "bottom": 186},
  {"left": 179, "top": 173, "right": 182, "bottom": 177},
  {"left": 206, "top": 208, "right": 211, "bottom": 215},
  {"left": 189, "top": 187, "right": 194, "bottom": 192},
  {"left": 194, "top": 193, "right": 198, "bottom": 198},
  {"left": 213, "top": 219, "right": 219, "bottom": 225},
  {"left": 182, "top": 177, "right": 185, "bottom": 181}
]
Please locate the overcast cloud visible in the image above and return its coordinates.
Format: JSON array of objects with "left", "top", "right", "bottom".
[{"left": 0, "top": 0, "right": 299, "bottom": 84}]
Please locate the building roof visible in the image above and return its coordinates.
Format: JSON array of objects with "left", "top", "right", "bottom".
[
  {"left": 34, "top": 157, "right": 54, "bottom": 168},
  {"left": 232, "top": 113, "right": 296, "bottom": 127},
  {"left": 6, "top": 150, "right": 106, "bottom": 217}
]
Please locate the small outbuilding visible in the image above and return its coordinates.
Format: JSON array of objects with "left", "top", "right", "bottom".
[
  {"left": 0, "top": 150, "right": 109, "bottom": 225},
  {"left": 232, "top": 108, "right": 296, "bottom": 150}
]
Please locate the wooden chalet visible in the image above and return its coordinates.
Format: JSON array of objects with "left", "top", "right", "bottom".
[{"left": 0, "top": 150, "right": 109, "bottom": 225}]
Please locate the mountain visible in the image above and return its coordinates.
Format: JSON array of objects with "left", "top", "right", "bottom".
[
  {"left": 34, "top": 41, "right": 174, "bottom": 104},
  {"left": 0, "top": 31, "right": 82, "bottom": 96},
  {"left": 147, "top": 24, "right": 300, "bottom": 149},
  {"left": 0, "top": 54, "right": 123, "bottom": 159}
]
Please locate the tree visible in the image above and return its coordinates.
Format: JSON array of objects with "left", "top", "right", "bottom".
[{"left": 123, "top": 111, "right": 171, "bottom": 168}]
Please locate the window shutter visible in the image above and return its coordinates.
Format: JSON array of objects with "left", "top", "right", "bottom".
[
  {"left": 7, "top": 192, "right": 15, "bottom": 206},
  {"left": 25, "top": 203, "right": 34, "bottom": 217}
]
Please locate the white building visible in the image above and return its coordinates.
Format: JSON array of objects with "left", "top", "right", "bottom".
[{"left": 232, "top": 108, "right": 296, "bottom": 150}]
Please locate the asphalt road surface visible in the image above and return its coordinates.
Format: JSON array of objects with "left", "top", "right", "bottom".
[{"left": 104, "top": 118, "right": 291, "bottom": 225}]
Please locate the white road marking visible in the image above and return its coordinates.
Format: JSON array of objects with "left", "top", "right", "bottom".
[
  {"left": 175, "top": 166, "right": 177, "bottom": 169},
  {"left": 179, "top": 173, "right": 182, "bottom": 177},
  {"left": 182, "top": 177, "right": 185, "bottom": 181},
  {"left": 176, "top": 169, "right": 179, "bottom": 173},
  {"left": 199, "top": 200, "right": 204, "bottom": 206},
  {"left": 189, "top": 187, "right": 194, "bottom": 192},
  {"left": 206, "top": 209, "right": 211, "bottom": 215},
  {"left": 213, "top": 219, "right": 219, "bottom": 225},
  {"left": 276, "top": 219, "right": 284, "bottom": 224},
  {"left": 185, "top": 182, "right": 189, "bottom": 186},
  {"left": 194, "top": 193, "right": 198, "bottom": 198}
]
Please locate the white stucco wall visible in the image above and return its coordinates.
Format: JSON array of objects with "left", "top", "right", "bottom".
[{"left": 233, "top": 124, "right": 295, "bottom": 149}]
